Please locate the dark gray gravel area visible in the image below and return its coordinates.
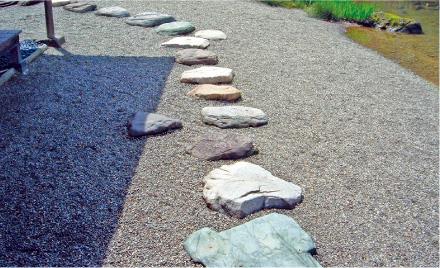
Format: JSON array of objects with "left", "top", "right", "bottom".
[{"left": 0, "top": 0, "right": 438, "bottom": 267}]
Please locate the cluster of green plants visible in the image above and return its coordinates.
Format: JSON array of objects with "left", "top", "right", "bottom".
[{"left": 262, "top": 0, "right": 376, "bottom": 22}]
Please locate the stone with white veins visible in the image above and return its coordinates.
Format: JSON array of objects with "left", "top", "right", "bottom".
[
  {"left": 175, "top": 49, "right": 218, "bottom": 66},
  {"left": 125, "top": 12, "right": 175, "bottom": 27},
  {"left": 128, "top": 112, "right": 182, "bottom": 137},
  {"left": 201, "top": 106, "right": 268, "bottom": 128},
  {"left": 195, "top": 30, "right": 227, "bottom": 40},
  {"left": 95, "top": 6, "right": 130, "bottom": 18},
  {"left": 203, "top": 162, "right": 303, "bottom": 218},
  {"left": 181, "top": 66, "right": 234, "bottom": 84},
  {"left": 161, "top": 37, "right": 209, "bottom": 49}
]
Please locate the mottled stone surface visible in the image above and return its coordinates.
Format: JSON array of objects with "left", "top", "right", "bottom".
[
  {"left": 95, "top": 6, "right": 130, "bottom": 18},
  {"left": 203, "top": 162, "right": 303, "bottom": 218},
  {"left": 63, "top": 2, "right": 96, "bottom": 13},
  {"left": 125, "top": 12, "right": 175, "bottom": 27},
  {"left": 52, "top": 0, "right": 73, "bottom": 7},
  {"left": 161, "top": 37, "right": 209, "bottom": 49},
  {"left": 181, "top": 66, "right": 234, "bottom": 84},
  {"left": 155, "top": 21, "right": 195, "bottom": 36},
  {"left": 186, "top": 133, "right": 255, "bottom": 161},
  {"left": 194, "top": 29, "right": 227, "bottom": 40},
  {"left": 201, "top": 106, "right": 267, "bottom": 128},
  {"left": 184, "top": 213, "right": 321, "bottom": 267},
  {"left": 128, "top": 112, "right": 182, "bottom": 137},
  {"left": 187, "top": 84, "right": 241, "bottom": 101},
  {"left": 175, "top": 49, "right": 218, "bottom": 66}
]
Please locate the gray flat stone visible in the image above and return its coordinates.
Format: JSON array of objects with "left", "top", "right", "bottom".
[
  {"left": 181, "top": 66, "right": 234, "bottom": 84},
  {"left": 125, "top": 12, "right": 175, "bottom": 27},
  {"left": 175, "top": 49, "right": 218, "bottom": 66},
  {"left": 63, "top": 2, "right": 96, "bottom": 13},
  {"left": 184, "top": 213, "right": 321, "bottom": 267},
  {"left": 128, "top": 112, "right": 182, "bottom": 137},
  {"left": 155, "top": 21, "right": 195, "bottom": 36},
  {"left": 161, "top": 37, "right": 209, "bottom": 49},
  {"left": 186, "top": 133, "right": 256, "bottom": 161},
  {"left": 203, "top": 161, "right": 303, "bottom": 218},
  {"left": 95, "top": 6, "right": 130, "bottom": 18},
  {"left": 194, "top": 29, "right": 227, "bottom": 40},
  {"left": 52, "top": 0, "right": 74, "bottom": 7},
  {"left": 201, "top": 106, "right": 268, "bottom": 128}
]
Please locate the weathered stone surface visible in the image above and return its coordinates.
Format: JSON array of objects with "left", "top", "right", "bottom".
[
  {"left": 187, "top": 84, "right": 241, "bottom": 101},
  {"left": 155, "top": 21, "right": 195, "bottom": 36},
  {"left": 175, "top": 49, "right": 218, "bottom": 66},
  {"left": 19, "top": 0, "right": 42, "bottom": 6},
  {"left": 52, "top": 0, "right": 73, "bottom": 7},
  {"left": 201, "top": 106, "right": 267, "bottom": 128},
  {"left": 95, "top": 6, "right": 130, "bottom": 18},
  {"left": 161, "top": 37, "right": 209, "bottom": 49},
  {"left": 186, "top": 133, "right": 255, "bottom": 161},
  {"left": 125, "top": 12, "right": 175, "bottom": 27},
  {"left": 194, "top": 29, "right": 227, "bottom": 40},
  {"left": 128, "top": 112, "right": 182, "bottom": 137},
  {"left": 181, "top": 66, "right": 233, "bottom": 84},
  {"left": 63, "top": 2, "right": 96, "bottom": 13},
  {"left": 184, "top": 213, "right": 321, "bottom": 267},
  {"left": 203, "top": 162, "right": 302, "bottom": 218}
]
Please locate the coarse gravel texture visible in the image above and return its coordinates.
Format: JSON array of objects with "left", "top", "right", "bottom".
[{"left": 0, "top": 0, "right": 438, "bottom": 267}]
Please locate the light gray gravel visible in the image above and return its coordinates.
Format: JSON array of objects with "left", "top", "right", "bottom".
[{"left": 0, "top": 0, "right": 438, "bottom": 267}]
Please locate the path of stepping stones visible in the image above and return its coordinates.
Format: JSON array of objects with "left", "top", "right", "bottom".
[{"left": 43, "top": 2, "right": 322, "bottom": 266}]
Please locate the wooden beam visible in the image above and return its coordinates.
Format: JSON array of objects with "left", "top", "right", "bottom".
[{"left": 43, "top": 0, "right": 65, "bottom": 47}]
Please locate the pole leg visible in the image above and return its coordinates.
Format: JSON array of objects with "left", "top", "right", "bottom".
[{"left": 43, "top": 0, "right": 65, "bottom": 47}]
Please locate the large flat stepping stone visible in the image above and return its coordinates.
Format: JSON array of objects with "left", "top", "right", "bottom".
[
  {"left": 203, "top": 162, "right": 303, "bottom": 218},
  {"left": 52, "top": 0, "right": 74, "bottom": 7},
  {"left": 175, "top": 49, "right": 218, "bottom": 66},
  {"left": 95, "top": 6, "right": 130, "bottom": 17},
  {"left": 63, "top": 2, "right": 96, "bottom": 13},
  {"left": 187, "top": 84, "right": 241, "bottom": 101},
  {"left": 194, "top": 29, "right": 227, "bottom": 40},
  {"left": 201, "top": 106, "right": 267, "bottom": 128},
  {"left": 125, "top": 12, "right": 175, "bottom": 27},
  {"left": 186, "top": 133, "right": 255, "bottom": 161},
  {"left": 181, "top": 66, "right": 233, "bottom": 84},
  {"left": 155, "top": 21, "right": 195, "bottom": 36},
  {"left": 128, "top": 112, "right": 182, "bottom": 137},
  {"left": 184, "top": 213, "right": 321, "bottom": 267},
  {"left": 161, "top": 37, "right": 209, "bottom": 49}
]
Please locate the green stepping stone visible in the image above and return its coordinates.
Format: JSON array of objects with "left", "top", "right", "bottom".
[
  {"left": 155, "top": 21, "right": 195, "bottom": 36},
  {"left": 184, "top": 213, "right": 321, "bottom": 267}
]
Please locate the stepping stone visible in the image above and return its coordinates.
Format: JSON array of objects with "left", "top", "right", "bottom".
[
  {"left": 125, "top": 12, "right": 175, "bottom": 27},
  {"left": 203, "top": 162, "right": 303, "bottom": 218},
  {"left": 187, "top": 84, "right": 241, "bottom": 101},
  {"left": 19, "top": 0, "right": 42, "bottom": 6},
  {"left": 181, "top": 66, "right": 233, "bottom": 84},
  {"left": 201, "top": 106, "right": 268, "bottom": 128},
  {"left": 175, "top": 49, "right": 218, "bottom": 66},
  {"left": 52, "top": 0, "right": 73, "bottom": 7},
  {"left": 186, "top": 133, "right": 256, "bottom": 161},
  {"left": 95, "top": 6, "right": 130, "bottom": 18},
  {"left": 184, "top": 213, "right": 321, "bottom": 267},
  {"left": 155, "top": 21, "right": 195, "bottom": 36},
  {"left": 63, "top": 2, "right": 96, "bottom": 13},
  {"left": 128, "top": 112, "right": 182, "bottom": 137},
  {"left": 161, "top": 37, "right": 209, "bottom": 49},
  {"left": 194, "top": 29, "right": 227, "bottom": 40}
]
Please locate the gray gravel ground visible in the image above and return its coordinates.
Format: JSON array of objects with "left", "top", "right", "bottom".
[{"left": 0, "top": 0, "right": 438, "bottom": 267}]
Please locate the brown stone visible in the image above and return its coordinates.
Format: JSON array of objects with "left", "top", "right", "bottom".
[
  {"left": 187, "top": 84, "right": 241, "bottom": 101},
  {"left": 175, "top": 49, "right": 218, "bottom": 66}
]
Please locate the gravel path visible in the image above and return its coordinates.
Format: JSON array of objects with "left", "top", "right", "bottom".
[{"left": 0, "top": 0, "right": 438, "bottom": 267}]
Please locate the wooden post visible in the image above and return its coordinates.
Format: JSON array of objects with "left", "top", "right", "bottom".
[{"left": 43, "top": 0, "right": 65, "bottom": 47}]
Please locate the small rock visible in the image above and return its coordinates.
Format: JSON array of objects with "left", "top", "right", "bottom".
[
  {"left": 155, "top": 21, "right": 195, "bottom": 36},
  {"left": 181, "top": 66, "right": 234, "bottom": 84},
  {"left": 398, "top": 22, "right": 423, "bottom": 34},
  {"left": 95, "top": 6, "right": 130, "bottom": 18},
  {"left": 201, "top": 106, "right": 268, "bottom": 128},
  {"left": 186, "top": 133, "right": 256, "bottom": 161},
  {"left": 175, "top": 49, "right": 218, "bottom": 66},
  {"left": 184, "top": 213, "right": 321, "bottom": 266},
  {"left": 202, "top": 162, "right": 303, "bottom": 218},
  {"left": 194, "top": 30, "right": 227, "bottom": 40},
  {"left": 52, "top": 0, "right": 73, "bottom": 7},
  {"left": 187, "top": 84, "right": 241, "bottom": 101},
  {"left": 128, "top": 112, "right": 182, "bottom": 137},
  {"left": 161, "top": 37, "right": 209, "bottom": 49},
  {"left": 19, "top": 0, "right": 42, "bottom": 6},
  {"left": 125, "top": 12, "right": 175, "bottom": 27},
  {"left": 63, "top": 2, "right": 96, "bottom": 13}
]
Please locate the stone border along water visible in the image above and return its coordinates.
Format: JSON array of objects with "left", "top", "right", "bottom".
[{"left": 57, "top": 3, "right": 321, "bottom": 266}]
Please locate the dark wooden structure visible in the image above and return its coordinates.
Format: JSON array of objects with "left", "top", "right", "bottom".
[{"left": 0, "top": 30, "right": 24, "bottom": 72}]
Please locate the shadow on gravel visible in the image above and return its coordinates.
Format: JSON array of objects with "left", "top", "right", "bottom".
[{"left": 0, "top": 51, "right": 174, "bottom": 266}]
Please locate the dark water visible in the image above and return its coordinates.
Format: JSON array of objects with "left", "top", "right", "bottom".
[{"left": 347, "top": 1, "right": 439, "bottom": 85}]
